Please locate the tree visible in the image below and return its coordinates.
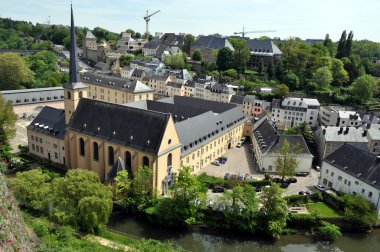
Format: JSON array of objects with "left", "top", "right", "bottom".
[
  {"left": 51, "top": 169, "right": 113, "bottom": 233},
  {"left": 229, "top": 38, "right": 250, "bottom": 73},
  {"left": 275, "top": 139, "right": 300, "bottom": 180},
  {"left": 336, "top": 30, "right": 347, "bottom": 59},
  {"left": 13, "top": 169, "right": 52, "bottom": 211},
  {"left": 275, "top": 84, "right": 289, "bottom": 97},
  {"left": 259, "top": 184, "right": 288, "bottom": 239},
  {"left": 216, "top": 47, "right": 234, "bottom": 71},
  {"left": 351, "top": 74, "right": 376, "bottom": 102},
  {"left": 342, "top": 194, "right": 377, "bottom": 231},
  {"left": 192, "top": 50, "right": 202, "bottom": 61},
  {"left": 0, "top": 94, "right": 16, "bottom": 144},
  {"left": 275, "top": 61, "right": 285, "bottom": 81},
  {"left": 318, "top": 221, "right": 342, "bottom": 242},
  {"left": 223, "top": 69, "right": 238, "bottom": 80},
  {"left": 119, "top": 54, "right": 134, "bottom": 67},
  {"left": 0, "top": 53, "right": 34, "bottom": 90},
  {"left": 283, "top": 71, "right": 299, "bottom": 90},
  {"left": 323, "top": 33, "right": 335, "bottom": 57},
  {"left": 344, "top": 31, "right": 354, "bottom": 58},
  {"left": 330, "top": 58, "right": 349, "bottom": 86},
  {"left": 258, "top": 59, "right": 264, "bottom": 75},
  {"left": 164, "top": 53, "right": 186, "bottom": 70},
  {"left": 183, "top": 34, "right": 195, "bottom": 55},
  {"left": 312, "top": 66, "right": 333, "bottom": 87},
  {"left": 267, "top": 60, "right": 274, "bottom": 79}
]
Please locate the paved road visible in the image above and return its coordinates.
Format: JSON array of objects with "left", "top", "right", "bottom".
[{"left": 10, "top": 119, "right": 29, "bottom": 153}]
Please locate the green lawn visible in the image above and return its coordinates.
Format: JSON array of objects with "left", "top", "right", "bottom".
[{"left": 306, "top": 202, "right": 341, "bottom": 218}]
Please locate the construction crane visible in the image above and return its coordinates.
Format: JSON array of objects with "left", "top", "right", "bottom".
[
  {"left": 234, "top": 27, "right": 276, "bottom": 38},
  {"left": 144, "top": 10, "right": 160, "bottom": 37}
]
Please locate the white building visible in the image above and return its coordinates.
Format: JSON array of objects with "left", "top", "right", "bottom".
[
  {"left": 252, "top": 116, "right": 313, "bottom": 174},
  {"left": 315, "top": 126, "right": 368, "bottom": 160},
  {"left": 367, "top": 124, "right": 380, "bottom": 155},
  {"left": 117, "top": 33, "right": 148, "bottom": 53},
  {"left": 319, "top": 143, "right": 380, "bottom": 218},
  {"left": 271, "top": 97, "right": 320, "bottom": 128}
]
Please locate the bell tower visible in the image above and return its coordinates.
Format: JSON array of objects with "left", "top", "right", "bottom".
[{"left": 64, "top": 4, "right": 88, "bottom": 125}]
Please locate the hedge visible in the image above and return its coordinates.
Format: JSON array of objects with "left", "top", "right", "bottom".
[{"left": 287, "top": 214, "right": 321, "bottom": 229}]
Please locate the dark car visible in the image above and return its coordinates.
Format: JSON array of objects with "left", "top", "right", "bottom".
[
  {"left": 254, "top": 187, "right": 262, "bottom": 192},
  {"left": 286, "top": 178, "right": 297, "bottom": 184},
  {"left": 272, "top": 177, "right": 283, "bottom": 183},
  {"left": 212, "top": 186, "right": 225, "bottom": 193},
  {"left": 280, "top": 183, "right": 290, "bottom": 189}
]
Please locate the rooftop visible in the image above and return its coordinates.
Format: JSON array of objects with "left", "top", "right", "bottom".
[
  {"left": 27, "top": 107, "right": 66, "bottom": 139},
  {"left": 320, "top": 126, "right": 368, "bottom": 142},
  {"left": 194, "top": 36, "right": 234, "bottom": 50},
  {"left": 246, "top": 39, "right": 282, "bottom": 55}
]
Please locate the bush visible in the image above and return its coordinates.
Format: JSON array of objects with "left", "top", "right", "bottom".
[
  {"left": 197, "top": 173, "right": 225, "bottom": 190},
  {"left": 311, "top": 191, "right": 323, "bottom": 202},
  {"left": 284, "top": 195, "right": 309, "bottom": 206},
  {"left": 31, "top": 218, "right": 50, "bottom": 238},
  {"left": 246, "top": 180, "right": 272, "bottom": 188},
  {"left": 287, "top": 214, "right": 321, "bottom": 229},
  {"left": 318, "top": 221, "right": 342, "bottom": 242}
]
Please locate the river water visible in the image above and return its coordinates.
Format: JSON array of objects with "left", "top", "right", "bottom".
[{"left": 108, "top": 212, "right": 380, "bottom": 252}]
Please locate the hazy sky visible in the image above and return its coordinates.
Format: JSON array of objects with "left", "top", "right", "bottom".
[{"left": 0, "top": 0, "right": 379, "bottom": 41}]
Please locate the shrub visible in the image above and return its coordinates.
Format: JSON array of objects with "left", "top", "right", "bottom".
[
  {"left": 311, "top": 191, "right": 323, "bottom": 202},
  {"left": 287, "top": 214, "right": 321, "bottom": 229},
  {"left": 31, "top": 218, "right": 50, "bottom": 238},
  {"left": 318, "top": 221, "right": 342, "bottom": 241},
  {"left": 284, "top": 195, "right": 309, "bottom": 206},
  {"left": 246, "top": 180, "right": 272, "bottom": 188}
]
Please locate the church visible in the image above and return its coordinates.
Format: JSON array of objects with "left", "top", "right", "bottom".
[{"left": 26, "top": 5, "right": 246, "bottom": 194}]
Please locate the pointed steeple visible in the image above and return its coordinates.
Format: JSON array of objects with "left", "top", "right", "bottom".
[{"left": 66, "top": 4, "right": 86, "bottom": 89}]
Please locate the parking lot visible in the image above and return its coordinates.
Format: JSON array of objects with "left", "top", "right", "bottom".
[
  {"left": 198, "top": 143, "right": 260, "bottom": 178},
  {"left": 10, "top": 119, "right": 30, "bottom": 153}
]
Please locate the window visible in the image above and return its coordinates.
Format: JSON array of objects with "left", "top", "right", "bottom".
[
  {"left": 40, "top": 147, "right": 43, "bottom": 154},
  {"left": 326, "top": 169, "right": 329, "bottom": 174},
  {"left": 369, "top": 191, "right": 373, "bottom": 198},
  {"left": 54, "top": 152, "right": 58, "bottom": 159},
  {"left": 36, "top": 146, "right": 40, "bottom": 152},
  {"left": 108, "top": 146, "right": 114, "bottom": 165},
  {"left": 167, "top": 153, "right": 172, "bottom": 167},
  {"left": 79, "top": 138, "right": 85, "bottom": 156},
  {"left": 32, "top": 144, "right": 35, "bottom": 151},
  {"left": 93, "top": 142, "right": 99, "bottom": 161},
  {"left": 348, "top": 181, "right": 351, "bottom": 186},
  {"left": 40, "top": 138, "right": 42, "bottom": 143},
  {"left": 125, "top": 151, "right": 132, "bottom": 168},
  {"left": 31, "top": 135, "right": 34, "bottom": 141},
  {"left": 331, "top": 172, "right": 334, "bottom": 177},
  {"left": 268, "top": 165, "right": 273, "bottom": 171},
  {"left": 344, "top": 179, "right": 347, "bottom": 184},
  {"left": 143, "top": 156, "right": 149, "bottom": 167},
  {"left": 338, "top": 176, "right": 342, "bottom": 181},
  {"left": 361, "top": 188, "right": 365, "bottom": 194},
  {"left": 355, "top": 181, "right": 359, "bottom": 185},
  {"left": 67, "top": 91, "right": 71, "bottom": 99}
]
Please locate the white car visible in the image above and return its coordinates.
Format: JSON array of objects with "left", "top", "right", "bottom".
[
  {"left": 211, "top": 160, "right": 220, "bottom": 166},
  {"left": 236, "top": 142, "right": 242, "bottom": 148}
]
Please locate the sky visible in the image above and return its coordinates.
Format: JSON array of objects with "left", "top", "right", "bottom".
[{"left": 0, "top": 0, "right": 379, "bottom": 42}]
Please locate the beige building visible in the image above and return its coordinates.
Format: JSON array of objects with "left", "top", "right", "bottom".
[
  {"left": 204, "top": 83, "right": 235, "bottom": 103},
  {"left": 142, "top": 75, "right": 172, "bottom": 95},
  {"left": 165, "top": 82, "right": 185, "bottom": 97},
  {"left": 81, "top": 72, "right": 154, "bottom": 104}
]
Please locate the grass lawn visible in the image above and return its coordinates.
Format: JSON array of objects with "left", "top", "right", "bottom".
[{"left": 306, "top": 202, "right": 341, "bottom": 218}]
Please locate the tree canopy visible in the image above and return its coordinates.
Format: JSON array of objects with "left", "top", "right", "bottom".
[
  {"left": 0, "top": 53, "right": 34, "bottom": 90},
  {"left": 275, "top": 140, "right": 300, "bottom": 180},
  {"left": 0, "top": 94, "right": 16, "bottom": 144}
]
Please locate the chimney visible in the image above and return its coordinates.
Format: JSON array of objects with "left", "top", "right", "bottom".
[
  {"left": 344, "top": 127, "right": 349, "bottom": 135},
  {"left": 362, "top": 130, "right": 368, "bottom": 137},
  {"left": 322, "top": 129, "right": 326, "bottom": 135},
  {"left": 338, "top": 127, "right": 343, "bottom": 134},
  {"left": 367, "top": 123, "right": 371, "bottom": 129}
]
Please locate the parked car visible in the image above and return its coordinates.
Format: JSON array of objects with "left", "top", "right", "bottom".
[
  {"left": 236, "top": 142, "right": 242, "bottom": 148},
  {"left": 286, "top": 178, "right": 297, "bottom": 184},
  {"left": 219, "top": 156, "right": 228, "bottom": 162},
  {"left": 280, "top": 183, "right": 290, "bottom": 189},
  {"left": 254, "top": 187, "right": 262, "bottom": 192},
  {"left": 224, "top": 173, "right": 231, "bottom": 180},
  {"left": 272, "top": 177, "right": 283, "bottom": 183},
  {"left": 211, "top": 160, "right": 220, "bottom": 166},
  {"left": 315, "top": 166, "right": 321, "bottom": 171},
  {"left": 315, "top": 184, "right": 326, "bottom": 191},
  {"left": 212, "top": 186, "right": 225, "bottom": 193}
]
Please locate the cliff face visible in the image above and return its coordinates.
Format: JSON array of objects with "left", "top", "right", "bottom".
[{"left": 0, "top": 173, "right": 36, "bottom": 251}]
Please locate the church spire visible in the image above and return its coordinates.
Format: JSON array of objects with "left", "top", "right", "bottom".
[{"left": 69, "top": 4, "right": 79, "bottom": 84}]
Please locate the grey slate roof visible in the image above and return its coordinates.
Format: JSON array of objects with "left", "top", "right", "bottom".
[
  {"left": 147, "top": 74, "right": 170, "bottom": 82},
  {"left": 230, "top": 95, "right": 245, "bottom": 105},
  {"left": 1, "top": 87, "right": 64, "bottom": 105},
  {"left": 85, "top": 31, "right": 96, "bottom": 39},
  {"left": 184, "top": 81, "right": 195, "bottom": 88},
  {"left": 81, "top": 72, "right": 152, "bottom": 93},
  {"left": 246, "top": 39, "right": 282, "bottom": 54},
  {"left": 194, "top": 36, "right": 234, "bottom": 50},
  {"left": 143, "top": 39, "right": 161, "bottom": 50},
  {"left": 166, "top": 82, "right": 183, "bottom": 88},
  {"left": 131, "top": 69, "right": 146, "bottom": 78},
  {"left": 324, "top": 143, "right": 380, "bottom": 190},
  {"left": 209, "top": 83, "right": 235, "bottom": 94},
  {"left": 243, "top": 95, "right": 257, "bottom": 103},
  {"left": 27, "top": 106, "right": 66, "bottom": 139},
  {"left": 68, "top": 98, "right": 170, "bottom": 154}
]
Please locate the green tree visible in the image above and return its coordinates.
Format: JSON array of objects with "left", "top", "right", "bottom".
[
  {"left": 318, "top": 221, "right": 342, "bottom": 242},
  {"left": 51, "top": 169, "right": 113, "bottom": 233},
  {"left": 223, "top": 69, "right": 238, "bottom": 80},
  {"left": 13, "top": 169, "right": 52, "bottom": 211},
  {"left": 323, "top": 33, "right": 335, "bottom": 57},
  {"left": 229, "top": 38, "right": 250, "bottom": 73},
  {"left": 259, "top": 184, "right": 288, "bottom": 239},
  {"left": 183, "top": 34, "right": 195, "bottom": 55},
  {"left": 267, "top": 60, "right": 275, "bottom": 80},
  {"left": 283, "top": 71, "right": 299, "bottom": 90},
  {"left": 164, "top": 53, "right": 186, "bottom": 70},
  {"left": 216, "top": 47, "right": 234, "bottom": 71},
  {"left": 119, "top": 54, "right": 134, "bottom": 67},
  {"left": 313, "top": 66, "right": 333, "bottom": 88},
  {"left": 342, "top": 194, "right": 377, "bottom": 231},
  {"left": 258, "top": 59, "right": 264, "bottom": 75},
  {"left": 351, "top": 74, "right": 376, "bottom": 102},
  {"left": 275, "top": 84, "right": 289, "bottom": 97},
  {"left": 330, "top": 58, "right": 349, "bottom": 86},
  {"left": 336, "top": 30, "right": 347, "bottom": 59},
  {"left": 192, "top": 50, "right": 202, "bottom": 61},
  {"left": 275, "top": 61, "right": 285, "bottom": 81},
  {"left": 221, "top": 184, "right": 258, "bottom": 213},
  {"left": 275, "top": 140, "right": 300, "bottom": 180},
  {"left": 0, "top": 94, "right": 17, "bottom": 144},
  {"left": 0, "top": 53, "right": 34, "bottom": 90}
]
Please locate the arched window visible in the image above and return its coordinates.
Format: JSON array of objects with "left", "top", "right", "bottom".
[
  {"left": 167, "top": 153, "right": 172, "bottom": 167},
  {"left": 79, "top": 138, "right": 85, "bottom": 156},
  {"left": 125, "top": 151, "right": 131, "bottom": 168},
  {"left": 142, "top": 156, "right": 149, "bottom": 168},
  {"left": 67, "top": 91, "right": 71, "bottom": 99},
  {"left": 108, "top": 146, "right": 114, "bottom": 165},
  {"left": 93, "top": 142, "right": 99, "bottom": 161},
  {"left": 79, "top": 91, "right": 83, "bottom": 98}
]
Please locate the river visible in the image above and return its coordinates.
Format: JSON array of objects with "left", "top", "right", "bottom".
[{"left": 108, "top": 212, "right": 380, "bottom": 252}]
